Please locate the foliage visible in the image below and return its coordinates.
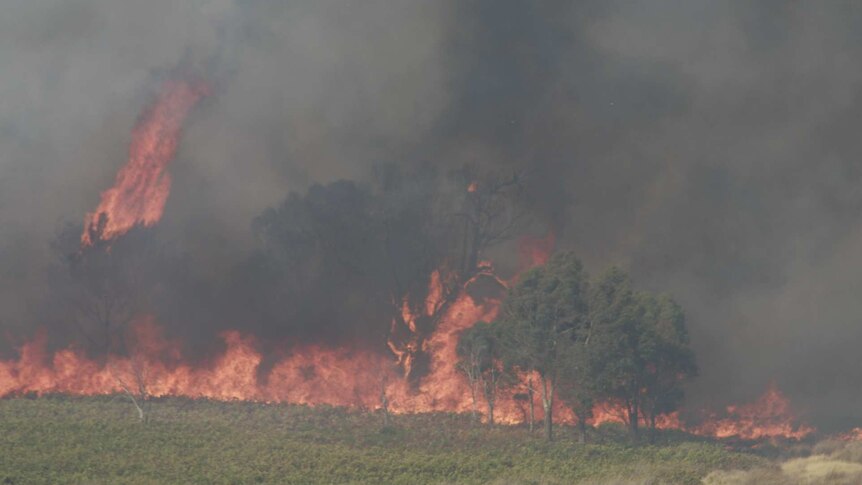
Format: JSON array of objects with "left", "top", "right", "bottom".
[
  {"left": 0, "top": 397, "right": 765, "bottom": 485},
  {"left": 586, "top": 268, "right": 697, "bottom": 440},
  {"left": 466, "top": 257, "right": 697, "bottom": 444},
  {"left": 456, "top": 322, "right": 509, "bottom": 425},
  {"left": 494, "top": 251, "right": 590, "bottom": 441},
  {"left": 637, "top": 293, "right": 698, "bottom": 439}
]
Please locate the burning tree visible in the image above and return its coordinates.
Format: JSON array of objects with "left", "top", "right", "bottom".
[
  {"left": 448, "top": 167, "right": 528, "bottom": 278},
  {"left": 49, "top": 224, "right": 160, "bottom": 361},
  {"left": 248, "top": 163, "right": 529, "bottom": 385},
  {"left": 456, "top": 322, "right": 507, "bottom": 425}
]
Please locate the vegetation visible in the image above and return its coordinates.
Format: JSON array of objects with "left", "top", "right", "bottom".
[
  {"left": 492, "top": 252, "right": 590, "bottom": 442},
  {"left": 587, "top": 268, "right": 698, "bottom": 442},
  {"left": 456, "top": 322, "right": 506, "bottom": 425},
  {"left": 0, "top": 396, "right": 765, "bottom": 485},
  {"left": 467, "top": 253, "right": 697, "bottom": 443},
  {"left": 704, "top": 440, "right": 862, "bottom": 485}
]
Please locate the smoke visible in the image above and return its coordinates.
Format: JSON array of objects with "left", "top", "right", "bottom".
[{"left": 2, "top": 0, "right": 862, "bottom": 428}]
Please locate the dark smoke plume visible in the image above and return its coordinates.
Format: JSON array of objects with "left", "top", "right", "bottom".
[{"left": 2, "top": 0, "right": 862, "bottom": 429}]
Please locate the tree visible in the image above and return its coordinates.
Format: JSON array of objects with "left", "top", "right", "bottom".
[
  {"left": 514, "top": 377, "right": 537, "bottom": 433},
  {"left": 587, "top": 267, "right": 643, "bottom": 439},
  {"left": 557, "top": 344, "right": 596, "bottom": 443},
  {"left": 637, "top": 294, "right": 698, "bottom": 443},
  {"left": 248, "top": 166, "right": 528, "bottom": 385},
  {"left": 456, "top": 322, "right": 507, "bottom": 425},
  {"left": 587, "top": 268, "right": 697, "bottom": 442},
  {"left": 456, "top": 325, "right": 484, "bottom": 423},
  {"left": 448, "top": 167, "right": 527, "bottom": 278},
  {"left": 111, "top": 355, "right": 152, "bottom": 423},
  {"left": 47, "top": 223, "right": 160, "bottom": 362},
  {"left": 495, "top": 251, "right": 589, "bottom": 441}
]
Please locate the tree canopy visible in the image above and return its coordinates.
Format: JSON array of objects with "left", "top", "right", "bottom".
[
  {"left": 494, "top": 251, "right": 590, "bottom": 441},
  {"left": 467, "top": 254, "right": 697, "bottom": 442}
]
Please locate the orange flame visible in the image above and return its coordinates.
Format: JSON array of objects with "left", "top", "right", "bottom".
[
  {"left": 81, "top": 79, "right": 209, "bottom": 246},
  {"left": 518, "top": 231, "right": 556, "bottom": 269},
  {"left": 689, "top": 383, "right": 815, "bottom": 440},
  {"left": 837, "top": 428, "right": 862, "bottom": 441},
  {"left": 0, "top": 311, "right": 816, "bottom": 440},
  {"left": 8, "top": 69, "right": 826, "bottom": 441},
  {"left": 0, "top": 262, "right": 818, "bottom": 440}
]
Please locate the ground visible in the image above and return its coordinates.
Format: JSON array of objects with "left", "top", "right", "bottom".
[{"left": 0, "top": 396, "right": 797, "bottom": 484}]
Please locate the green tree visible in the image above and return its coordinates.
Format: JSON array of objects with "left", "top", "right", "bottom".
[
  {"left": 587, "top": 267, "right": 643, "bottom": 439},
  {"left": 557, "top": 343, "right": 595, "bottom": 443},
  {"left": 588, "top": 268, "right": 697, "bottom": 442},
  {"left": 637, "top": 293, "right": 698, "bottom": 443},
  {"left": 456, "top": 322, "right": 507, "bottom": 425},
  {"left": 495, "top": 251, "right": 589, "bottom": 441}
]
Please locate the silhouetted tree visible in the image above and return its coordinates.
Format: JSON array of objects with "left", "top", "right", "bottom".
[{"left": 457, "top": 322, "right": 508, "bottom": 425}]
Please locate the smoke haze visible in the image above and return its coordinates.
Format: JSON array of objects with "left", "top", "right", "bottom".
[{"left": 2, "top": 0, "right": 862, "bottom": 429}]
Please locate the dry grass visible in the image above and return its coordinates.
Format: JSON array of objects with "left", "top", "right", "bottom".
[{"left": 704, "top": 440, "right": 862, "bottom": 485}]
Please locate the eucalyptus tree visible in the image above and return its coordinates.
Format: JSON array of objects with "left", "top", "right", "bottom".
[{"left": 495, "top": 251, "right": 589, "bottom": 441}]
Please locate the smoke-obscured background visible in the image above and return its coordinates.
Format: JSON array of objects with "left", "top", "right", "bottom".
[{"left": 2, "top": 0, "right": 862, "bottom": 430}]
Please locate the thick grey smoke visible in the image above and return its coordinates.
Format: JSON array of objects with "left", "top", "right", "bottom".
[{"left": 2, "top": 0, "right": 862, "bottom": 429}]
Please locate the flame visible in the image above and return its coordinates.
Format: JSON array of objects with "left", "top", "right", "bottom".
[
  {"left": 689, "top": 384, "right": 815, "bottom": 440},
  {"left": 6, "top": 63, "right": 827, "bottom": 441},
  {"left": 0, "top": 309, "right": 817, "bottom": 440},
  {"left": 518, "top": 231, "right": 556, "bottom": 269},
  {"left": 837, "top": 428, "right": 862, "bottom": 441},
  {"left": 81, "top": 78, "right": 209, "bottom": 246},
  {"left": 0, "top": 267, "right": 819, "bottom": 440}
]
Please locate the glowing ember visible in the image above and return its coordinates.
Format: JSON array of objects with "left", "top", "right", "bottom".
[{"left": 81, "top": 78, "right": 209, "bottom": 247}]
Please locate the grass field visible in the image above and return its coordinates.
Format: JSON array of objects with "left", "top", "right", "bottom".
[{"left": 0, "top": 396, "right": 777, "bottom": 484}]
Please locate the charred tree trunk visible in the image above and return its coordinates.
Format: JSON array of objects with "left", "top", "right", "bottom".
[
  {"left": 483, "top": 369, "right": 497, "bottom": 427},
  {"left": 527, "top": 379, "right": 535, "bottom": 433},
  {"left": 577, "top": 412, "right": 588, "bottom": 444},
  {"left": 380, "top": 379, "right": 390, "bottom": 427},
  {"left": 648, "top": 411, "right": 657, "bottom": 444},
  {"left": 466, "top": 223, "right": 481, "bottom": 277},
  {"left": 469, "top": 381, "right": 478, "bottom": 424},
  {"left": 541, "top": 376, "right": 554, "bottom": 441},
  {"left": 627, "top": 400, "right": 639, "bottom": 441}
]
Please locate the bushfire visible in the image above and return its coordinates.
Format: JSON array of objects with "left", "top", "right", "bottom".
[
  {"left": 0, "top": 267, "right": 815, "bottom": 442},
  {"left": 81, "top": 78, "right": 209, "bottom": 247},
  {"left": 0, "top": 74, "right": 819, "bottom": 444}
]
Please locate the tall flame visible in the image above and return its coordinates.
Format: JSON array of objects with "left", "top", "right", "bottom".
[
  {"left": 81, "top": 79, "right": 209, "bottom": 246},
  {"left": 3, "top": 85, "right": 820, "bottom": 441},
  {"left": 0, "top": 264, "right": 817, "bottom": 441}
]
